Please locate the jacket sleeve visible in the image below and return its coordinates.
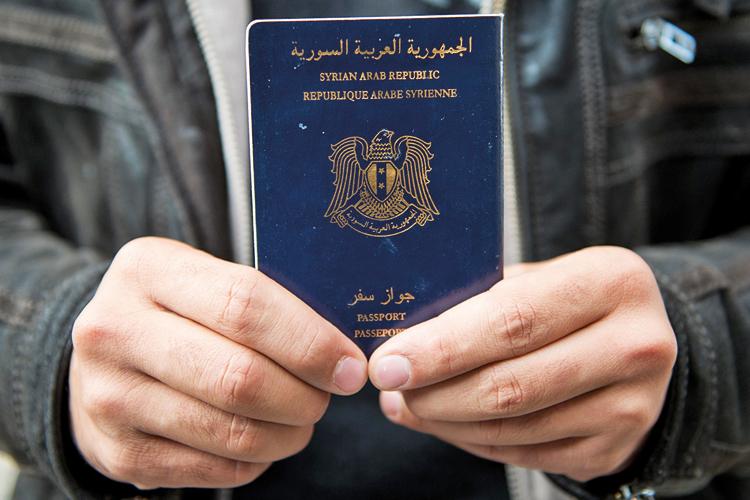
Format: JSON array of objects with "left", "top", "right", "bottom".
[
  {"left": 0, "top": 120, "right": 139, "bottom": 497},
  {"left": 552, "top": 228, "right": 750, "bottom": 498},
  {"left": 636, "top": 229, "right": 750, "bottom": 495}
]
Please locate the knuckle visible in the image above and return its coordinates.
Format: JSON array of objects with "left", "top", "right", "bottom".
[
  {"left": 479, "top": 365, "right": 527, "bottom": 417},
  {"left": 599, "top": 247, "right": 656, "bottom": 301},
  {"left": 652, "top": 333, "right": 678, "bottom": 368},
  {"left": 84, "top": 385, "right": 126, "bottom": 421},
  {"left": 216, "top": 351, "right": 265, "bottom": 411},
  {"left": 218, "top": 269, "right": 262, "bottom": 334},
  {"left": 225, "top": 414, "right": 262, "bottom": 456},
  {"left": 297, "top": 321, "right": 338, "bottom": 372},
  {"left": 184, "top": 402, "right": 223, "bottom": 444},
  {"left": 105, "top": 439, "right": 148, "bottom": 482},
  {"left": 615, "top": 397, "right": 655, "bottom": 431},
  {"left": 109, "top": 237, "right": 178, "bottom": 303},
  {"left": 624, "top": 333, "right": 678, "bottom": 376},
  {"left": 424, "top": 333, "right": 461, "bottom": 376},
  {"left": 475, "top": 419, "right": 506, "bottom": 445},
  {"left": 71, "top": 305, "right": 112, "bottom": 355},
  {"left": 112, "top": 237, "right": 159, "bottom": 275},
  {"left": 487, "top": 301, "right": 538, "bottom": 357}
]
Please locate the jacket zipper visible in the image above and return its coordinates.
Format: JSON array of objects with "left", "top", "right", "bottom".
[
  {"left": 638, "top": 17, "right": 697, "bottom": 64},
  {"left": 614, "top": 484, "right": 657, "bottom": 500},
  {"left": 186, "top": 0, "right": 254, "bottom": 266}
]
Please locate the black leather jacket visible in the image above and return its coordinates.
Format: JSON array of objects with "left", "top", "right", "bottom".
[{"left": 1, "top": 0, "right": 749, "bottom": 499}]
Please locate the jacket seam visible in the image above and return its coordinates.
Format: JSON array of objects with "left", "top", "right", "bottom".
[
  {"left": 0, "top": 5, "right": 116, "bottom": 63},
  {"left": 576, "top": 0, "right": 608, "bottom": 246},
  {"left": 653, "top": 306, "right": 690, "bottom": 483},
  {"left": 27, "top": 263, "right": 108, "bottom": 497},
  {"left": 10, "top": 313, "right": 33, "bottom": 462},
  {"left": 653, "top": 269, "right": 719, "bottom": 477},
  {"left": 509, "top": 1, "right": 546, "bottom": 260},
  {"left": 0, "top": 64, "right": 144, "bottom": 124},
  {"left": 11, "top": 272, "right": 81, "bottom": 470},
  {"left": 41, "top": 275, "right": 95, "bottom": 492}
]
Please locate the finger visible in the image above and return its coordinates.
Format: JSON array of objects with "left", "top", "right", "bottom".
[
  {"left": 369, "top": 247, "right": 651, "bottom": 391},
  {"left": 86, "top": 309, "right": 331, "bottom": 426},
  {"left": 380, "top": 390, "right": 603, "bottom": 447},
  {"left": 450, "top": 439, "right": 603, "bottom": 481},
  {"left": 452, "top": 435, "right": 635, "bottom": 482},
  {"left": 502, "top": 261, "right": 544, "bottom": 279},
  {"left": 122, "top": 375, "right": 313, "bottom": 463},
  {"left": 109, "top": 238, "right": 367, "bottom": 395},
  {"left": 398, "top": 320, "right": 630, "bottom": 421},
  {"left": 96, "top": 433, "right": 270, "bottom": 490}
]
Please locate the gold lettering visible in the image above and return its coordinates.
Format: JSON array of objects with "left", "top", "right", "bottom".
[
  {"left": 320, "top": 71, "right": 359, "bottom": 82},
  {"left": 292, "top": 35, "right": 473, "bottom": 62},
  {"left": 369, "top": 89, "right": 404, "bottom": 100},
  {"left": 405, "top": 88, "right": 459, "bottom": 99},
  {"left": 355, "top": 312, "right": 408, "bottom": 323},
  {"left": 359, "top": 71, "right": 387, "bottom": 81},
  {"left": 302, "top": 90, "right": 371, "bottom": 102},
  {"left": 354, "top": 328, "right": 405, "bottom": 338},
  {"left": 388, "top": 70, "right": 441, "bottom": 81}
]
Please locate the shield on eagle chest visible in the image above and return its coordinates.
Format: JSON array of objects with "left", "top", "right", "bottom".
[{"left": 365, "top": 161, "right": 398, "bottom": 202}]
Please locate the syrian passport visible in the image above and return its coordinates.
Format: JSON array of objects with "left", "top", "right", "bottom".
[{"left": 246, "top": 15, "right": 504, "bottom": 356}]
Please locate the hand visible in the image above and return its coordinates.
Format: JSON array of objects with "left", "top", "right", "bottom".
[
  {"left": 70, "top": 237, "right": 367, "bottom": 489},
  {"left": 369, "top": 247, "right": 677, "bottom": 482}
]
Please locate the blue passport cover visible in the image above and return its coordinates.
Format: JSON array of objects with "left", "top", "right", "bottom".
[{"left": 246, "top": 15, "right": 503, "bottom": 356}]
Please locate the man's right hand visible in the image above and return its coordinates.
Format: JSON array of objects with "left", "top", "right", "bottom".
[{"left": 69, "top": 237, "right": 368, "bottom": 490}]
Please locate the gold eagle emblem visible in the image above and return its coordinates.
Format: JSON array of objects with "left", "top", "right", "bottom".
[{"left": 324, "top": 129, "right": 440, "bottom": 237}]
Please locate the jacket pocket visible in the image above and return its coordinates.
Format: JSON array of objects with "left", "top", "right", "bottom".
[{"left": 600, "top": 0, "right": 750, "bottom": 244}]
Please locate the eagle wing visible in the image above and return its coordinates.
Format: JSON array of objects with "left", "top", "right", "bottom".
[
  {"left": 324, "top": 136, "right": 368, "bottom": 218},
  {"left": 394, "top": 136, "right": 439, "bottom": 216}
]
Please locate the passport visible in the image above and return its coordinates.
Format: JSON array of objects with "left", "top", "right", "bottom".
[{"left": 246, "top": 15, "right": 504, "bottom": 356}]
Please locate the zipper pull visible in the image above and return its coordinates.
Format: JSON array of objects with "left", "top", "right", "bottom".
[
  {"left": 614, "top": 484, "right": 657, "bottom": 500},
  {"left": 640, "top": 17, "right": 697, "bottom": 64}
]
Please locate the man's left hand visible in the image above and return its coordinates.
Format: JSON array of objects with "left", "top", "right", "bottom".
[{"left": 369, "top": 247, "right": 677, "bottom": 482}]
